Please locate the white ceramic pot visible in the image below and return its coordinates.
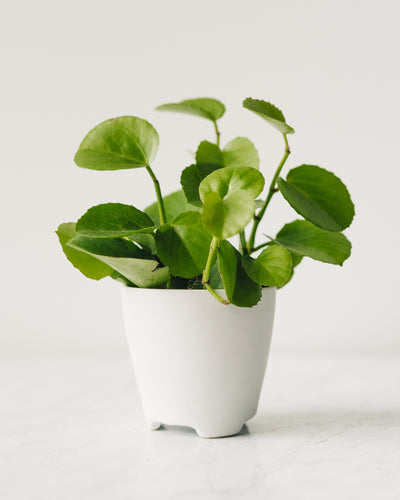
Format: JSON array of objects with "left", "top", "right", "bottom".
[{"left": 121, "top": 287, "right": 276, "bottom": 438}]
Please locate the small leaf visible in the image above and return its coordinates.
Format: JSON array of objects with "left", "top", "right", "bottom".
[
  {"left": 275, "top": 220, "right": 352, "bottom": 265},
  {"left": 243, "top": 98, "right": 294, "bottom": 135},
  {"left": 56, "top": 223, "right": 113, "bottom": 280},
  {"left": 145, "top": 189, "right": 200, "bottom": 225},
  {"left": 180, "top": 164, "right": 206, "bottom": 207},
  {"left": 223, "top": 137, "right": 260, "bottom": 169},
  {"left": 156, "top": 98, "right": 225, "bottom": 121},
  {"left": 217, "top": 240, "right": 261, "bottom": 307},
  {"left": 67, "top": 236, "right": 169, "bottom": 288},
  {"left": 74, "top": 116, "right": 159, "bottom": 171},
  {"left": 155, "top": 211, "right": 212, "bottom": 279},
  {"left": 277, "top": 165, "right": 355, "bottom": 232},
  {"left": 242, "top": 245, "right": 292, "bottom": 287},
  {"left": 76, "top": 203, "right": 155, "bottom": 238}
]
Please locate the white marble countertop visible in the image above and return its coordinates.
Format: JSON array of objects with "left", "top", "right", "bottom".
[{"left": 1, "top": 354, "right": 399, "bottom": 500}]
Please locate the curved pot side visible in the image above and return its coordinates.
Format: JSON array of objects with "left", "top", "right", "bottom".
[{"left": 121, "top": 287, "right": 276, "bottom": 438}]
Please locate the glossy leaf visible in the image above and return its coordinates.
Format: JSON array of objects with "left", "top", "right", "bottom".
[
  {"left": 145, "top": 190, "right": 200, "bottom": 225},
  {"left": 74, "top": 116, "right": 159, "bottom": 170},
  {"left": 217, "top": 240, "right": 261, "bottom": 307},
  {"left": 156, "top": 98, "right": 225, "bottom": 121},
  {"left": 199, "top": 166, "right": 264, "bottom": 201},
  {"left": 196, "top": 141, "right": 224, "bottom": 169},
  {"left": 200, "top": 167, "right": 265, "bottom": 239},
  {"left": 243, "top": 98, "right": 294, "bottom": 135},
  {"left": 242, "top": 245, "right": 292, "bottom": 287},
  {"left": 67, "top": 236, "right": 169, "bottom": 287},
  {"left": 76, "top": 203, "right": 155, "bottom": 238},
  {"left": 275, "top": 220, "right": 352, "bottom": 265},
  {"left": 155, "top": 211, "right": 212, "bottom": 278},
  {"left": 277, "top": 165, "right": 355, "bottom": 232},
  {"left": 56, "top": 223, "right": 113, "bottom": 280}
]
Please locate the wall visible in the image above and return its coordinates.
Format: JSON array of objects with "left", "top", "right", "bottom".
[{"left": 2, "top": 0, "right": 399, "bottom": 358}]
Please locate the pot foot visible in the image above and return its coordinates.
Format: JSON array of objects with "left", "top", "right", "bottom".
[
  {"left": 195, "top": 422, "right": 244, "bottom": 439},
  {"left": 146, "top": 418, "right": 161, "bottom": 430}
]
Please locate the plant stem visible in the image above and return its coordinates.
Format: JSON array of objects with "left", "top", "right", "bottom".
[
  {"left": 202, "top": 236, "right": 230, "bottom": 305},
  {"left": 247, "top": 134, "right": 291, "bottom": 252},
  {"left": 146, "top": 165, "right": 167, "bottom": 225},
  {"left": 239, "top": 231, "right": 248, "bottom": 255},
  {"left": 251, "top": 241, "right": 271, "bottom": 253},
  {"left": 213, "top": 121, "right": 221, "bottom": 147}
]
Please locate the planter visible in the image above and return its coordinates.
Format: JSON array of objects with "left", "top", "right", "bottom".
[{"left": 121, "top": 287, "right": 276, "bottom": 438}]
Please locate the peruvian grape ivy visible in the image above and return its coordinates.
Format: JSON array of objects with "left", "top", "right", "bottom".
[{"left": 56, "top": 97, "right": 355, "bottom": 307}]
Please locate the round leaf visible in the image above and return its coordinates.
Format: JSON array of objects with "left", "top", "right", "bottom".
[
  {"left": 199, "top": 166, "right": 265, "bottom": 201},
  {"left": 202, "top": 191, "right": 255, "bottom": 239},
  {"left": 155, "top": 211, "right": 212, "bottom": 279},
  {"left": 223, "top": 137, "right": 260, "bottom": 169},
  {"left": 243, "top": 98, "right": 294, "bottom": 135},
  {"left": 275, "top": 220, "right": 352, "bottom": 265},
  {"left": 277, "top": 165, "right": 355, "bottom": 232},
  {"left": 242, "top": 245, "right": 292, "bottom": 287},
  {"left": 74, "top": 116, "right": 159, "bottom": 170},
  {"left": 156, "top": 98, "right": 225, "bottom": 121},
  {"left": 76, "top": 203, "right": 155, "bottom": 238}
]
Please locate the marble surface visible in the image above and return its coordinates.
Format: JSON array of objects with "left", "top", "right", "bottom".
[{"left": 1, "top": 354, "right": 399, "bottom": 500}]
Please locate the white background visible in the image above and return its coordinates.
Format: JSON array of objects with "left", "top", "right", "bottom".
[{"left": 2, "top": 0, "right": 399, "bottom": 359}]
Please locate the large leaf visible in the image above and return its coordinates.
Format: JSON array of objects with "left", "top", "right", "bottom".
[
  {"left": 242, "top": 245, "right": 292, "bottom": 287},
  {"left": 277, "top": 165, "right": 355, "bottom": 232},
  {"left": 76, "top": 203, "right": 155, "bottom": 238},
  {"left": 275, "top": 220, "right": 352, "bottom": 265},
  {"left": 243, "top": 98, "right": 294, "bottom": 135},
  {"left": 217, "top": 240, "right": 261, "bottom": 307},
  {"left": 56, "top": 223, "right": 113, "bottom": 280},
  {"left": 67, "top": 236, "right": 169, "bottom": 287},
  {"left": 156, "top": 98, "right": 225, "bottom": 121},
  {"left": 199, "top": 166, "right": 265, "bottom": 239},
  {"left": 74, "top": 116, "right": 159, "bottom": 170},
  {"left": 155, "top": 211, "right": 212, "bottom": 279},
  {"left": 145, "top": 189, "right": 200, "bottom": 225}
]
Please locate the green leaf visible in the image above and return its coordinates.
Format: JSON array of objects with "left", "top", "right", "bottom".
[
  {"left": 67, "top": 236, "right": 169, "bottom": 287},
  {"left": 180, "top": 164, "right": 207, "bottom": 207},
  {"left": 74, "top": 116, "right": 159, "bottom": 171},
  {"left": 277, "top": 165, "right": 355, "bottom": 232},
  {"left": 217, "top": 240, "right": 261, "bottom": 307},
  {"left": 222, "top": 137, "right": 260, "bottom": 169},
  {"left": 196, "top": 141, "right": 224, "bottom": 169},
  {"left": 199, "top": 166, "right": 264, "bottom": 201},
  {"left": 275, "top": 220, "right": 352, "bottom": 266},
  {"left": 145, "top": 190, "right": 200, "bottom": 225},
  {"left": 243, "top": 98, "right": 294, "bottom": 135},
  {"left": 127, "top": 233, "right": 157, "bottom": 254},
  {"left": 242, "top": 245, "right": 292, "bottom": 287},
  {"left": 155, "top": 211, "right": 212, "bottom": 279},
  {"left": 199, "top": 166, "right": 265, "bottom": 239},
  {"left": 156, "top": 98, "right": 225, "bottom": 121},
  {"left": 76, "top": 203, "right": 155, "bottom": 238},
  {"left": 56, "top": 223, "right": 113, "bottom": 280}
]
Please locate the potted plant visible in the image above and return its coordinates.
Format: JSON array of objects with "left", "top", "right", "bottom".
[{"left": 56, "top": 97, "right": 354, "bottom": 438}]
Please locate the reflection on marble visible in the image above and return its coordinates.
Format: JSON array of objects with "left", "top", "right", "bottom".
[{"left": 1, "top": 355, "right": 399, "bottom": 499}]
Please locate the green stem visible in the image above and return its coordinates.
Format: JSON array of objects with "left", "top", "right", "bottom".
[
  {"left": 146, "top": 165, "right": 166, "bottom": 225},
  {"left": 239, "top": 231, "right": 248, "bottom": 255},
  {"left": 247, "top": 134, "right": 290, "bottom": 252},
  {"left": 251, "top": 241, "right": 271, "bottom": 254},
  {"left": 202, "top": 236, "right": 230, "bottom": 305},
  {"left": 213, "top": 120, "right": 221, "bottom": 147}
]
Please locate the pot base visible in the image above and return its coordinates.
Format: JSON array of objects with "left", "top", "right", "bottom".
[{"left": 146, "top": 417, "right": 246, "bottom": 439}]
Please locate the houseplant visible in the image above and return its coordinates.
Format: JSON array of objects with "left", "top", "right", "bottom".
[{"left": 56, "top": 97, "right": 354, "bottom": 437}]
